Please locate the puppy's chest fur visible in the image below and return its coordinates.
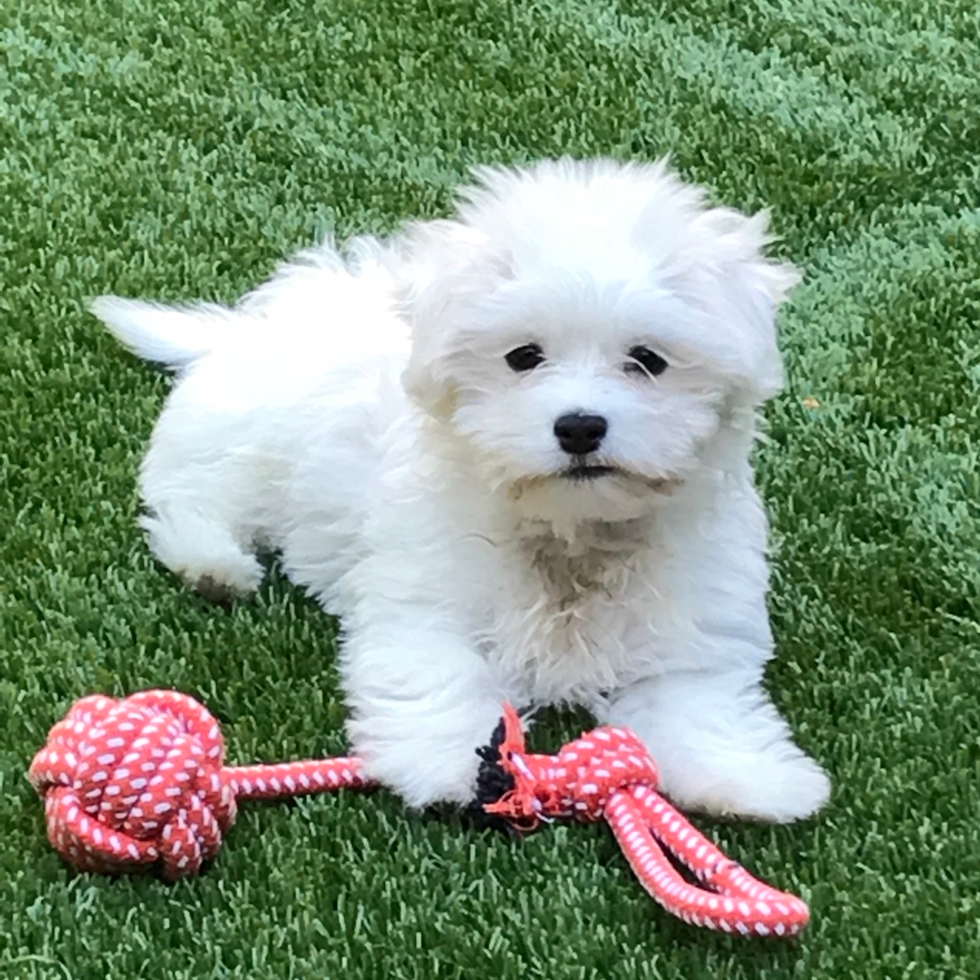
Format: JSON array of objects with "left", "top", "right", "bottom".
[{"left": 485, "top": 519, "right": 664, "bottom": 704}]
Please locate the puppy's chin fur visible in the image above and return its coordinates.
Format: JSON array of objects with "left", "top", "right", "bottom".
[{"left": 91, "top": 157, "right": 830, "bottom": 824}]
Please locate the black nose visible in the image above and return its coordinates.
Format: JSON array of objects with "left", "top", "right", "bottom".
[{"left": 554, "top": 413, "right": 608, "bottom": 455}]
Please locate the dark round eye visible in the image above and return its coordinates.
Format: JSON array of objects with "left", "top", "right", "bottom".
[
  {"left": 626, "top": 345, "right": 668, "bottom": 378},
  {"left": 505, "top": 343, "right": 545, "bottom": 373}
]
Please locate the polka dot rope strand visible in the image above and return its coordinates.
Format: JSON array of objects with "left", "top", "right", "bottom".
[{"left": 29, "top": 690, "right": 808, "bottom": 936}]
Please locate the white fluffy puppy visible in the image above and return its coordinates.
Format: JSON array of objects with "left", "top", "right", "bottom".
[{"left": 93, "top": 159, "right": 829, "bottom": 822}]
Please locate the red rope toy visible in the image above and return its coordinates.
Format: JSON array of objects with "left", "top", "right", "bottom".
[{"left": 29, "top": 690, "right": 809, "bottom": 937}]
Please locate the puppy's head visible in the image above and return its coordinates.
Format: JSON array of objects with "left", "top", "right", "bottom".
[{"left": 398, "top": 159, "right": 799, "bottom": 523}]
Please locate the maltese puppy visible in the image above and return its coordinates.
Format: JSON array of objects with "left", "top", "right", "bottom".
[{"left": 93, "top": 158, "right": 830, "bottom": 823}]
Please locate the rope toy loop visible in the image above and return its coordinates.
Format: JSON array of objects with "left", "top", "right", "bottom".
[
  {"left": 481, "top": 705, "right": 810, "bottom": 936},
  {"left": 29, "top": 690, "right": 809, "bottom": 936}
]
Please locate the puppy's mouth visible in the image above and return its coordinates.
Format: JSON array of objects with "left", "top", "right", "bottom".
[
  {"left": 558, "top": 460, "right": 680, "bottom": 495},
  {"left": 562, "top": 462, "right": 618, "bottom": 481}
]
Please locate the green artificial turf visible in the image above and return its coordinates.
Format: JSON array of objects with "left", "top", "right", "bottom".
[{"left": 2, "top": 0, "right": 979, "bottom": 976}]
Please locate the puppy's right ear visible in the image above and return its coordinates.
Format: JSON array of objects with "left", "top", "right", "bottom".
[{"left": 397, "top": 220, "right": 508, "bottom": 419}]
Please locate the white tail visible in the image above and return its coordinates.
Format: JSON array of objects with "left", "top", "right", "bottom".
[{"left": 91, "top": 296, "right": 236, "bottom": 370}]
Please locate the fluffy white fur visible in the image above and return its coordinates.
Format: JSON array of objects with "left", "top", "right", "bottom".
[{"left": 93, "top": 159, "right": 830, "bottom": 822}]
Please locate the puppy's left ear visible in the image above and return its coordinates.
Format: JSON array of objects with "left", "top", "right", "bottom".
[
  {"left": 706, "top": 209, "right": 801, "bottom": 402},
  {"left": 738, "top": 255, "right": 801, "bottom": 401},
  {"left": 397, "top": 220, "right": 510, "bottom": 420}
]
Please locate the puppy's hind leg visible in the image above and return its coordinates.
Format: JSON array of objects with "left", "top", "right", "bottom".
[
  {"left": 94, "top": 294, "right": 272, "bottom": 600},
  {"left": 137, "top": 412, "right": 275, "bottom": 601},
  {"left": 139, "top": 503, "right": 264, "bottom": 602}
]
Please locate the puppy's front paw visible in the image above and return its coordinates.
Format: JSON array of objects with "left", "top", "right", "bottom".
[
  {"left": 687, "top": 752, "right": 831, "bottom": 824},
  {"left": 758, "top": 754, "right": 831, "bottom": 823},
  {"left": 351, "top": 712, "right": 500, "bottom": 810}
]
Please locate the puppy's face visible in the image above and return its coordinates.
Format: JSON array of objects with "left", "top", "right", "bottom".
[
  {"left": 401, "top": 160, "right": 799, "bottom": 523},
  {"left": 441, "top": 283, "right": 729, "bottom": 521}
]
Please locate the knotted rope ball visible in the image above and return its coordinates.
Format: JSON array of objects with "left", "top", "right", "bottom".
[
  {"left": 28, "top": 690, "right": 367, "bottom": 880},
  {"left": 30, "top": 690, "right": 809, "bottom": 936}
]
